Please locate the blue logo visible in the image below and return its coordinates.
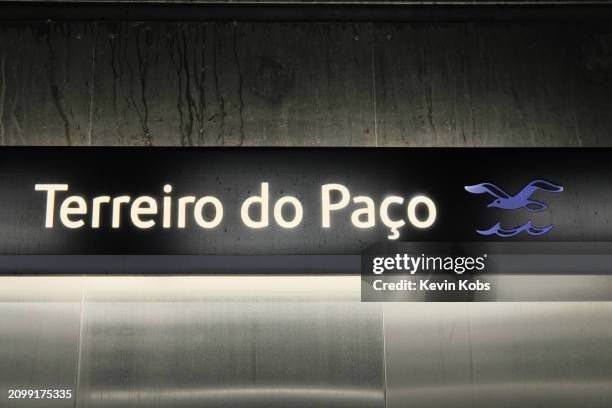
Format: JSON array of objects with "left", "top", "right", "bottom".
[{"left": 464, "top": 180, "right": 563, "bottom": 237}]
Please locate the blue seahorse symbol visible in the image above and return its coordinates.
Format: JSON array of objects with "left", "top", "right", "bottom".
[{"left": 464, "top": 180, "right": 563, "bottom": 237}]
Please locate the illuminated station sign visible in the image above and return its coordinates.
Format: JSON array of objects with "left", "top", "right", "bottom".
[{"left": 0, "top": 148, "right": 608, "bottom": 255}]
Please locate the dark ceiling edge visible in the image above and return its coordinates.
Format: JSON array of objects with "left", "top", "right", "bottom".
[{"left": 0, "top": 2, "right": 612, "bottom": 22}]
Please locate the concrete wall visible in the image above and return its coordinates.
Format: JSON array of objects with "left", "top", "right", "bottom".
[{"left": 1, "top": 21, "right": 611, "bottom": 146}]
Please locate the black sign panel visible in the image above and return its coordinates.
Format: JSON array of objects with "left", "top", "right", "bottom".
[{"left": 0, "top": 147, "right": 609, "bottom": 255}]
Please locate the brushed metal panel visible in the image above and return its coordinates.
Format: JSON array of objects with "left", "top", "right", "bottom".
[
  {"left": 0, "top": 277, "right": 82, "bottom": 408},
  {"left": 80, "top": 276, "right": 361, "bottom": 302},
  {"left": 384, "top": 302, "right": 612, "bottom": 408},
  {"left": 76, "top": 276, "right": 384, "bottom": 408}
]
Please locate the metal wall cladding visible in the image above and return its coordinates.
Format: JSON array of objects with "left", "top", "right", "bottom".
[
  {"left": 383, "top": 302, "right": 612, "bottom": 408},
  {"left": 2, "top": 278, "right": 612, "bottom": 408},
  {"left": 78, "top": 301, "right": 383, "bottom": 408},
  {"left": 0, "top": 276, "right": 384, "bottom": 408},
  {"left": 0, "top": 277, "right": 82, "bottom": 408}
]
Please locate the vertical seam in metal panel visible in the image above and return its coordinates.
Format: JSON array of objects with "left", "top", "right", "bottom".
[
  {"left": 370, "top": 22, "right": 378, "bottom": 147},
  {"left": 465, "top": 303, "right": 475, "bottom": 407},
  {"left": 381, "top": 304, "right": 388, "bottom": 408},
  {"left": 73, "top": 276, "right": 86, "bottom": 408}
]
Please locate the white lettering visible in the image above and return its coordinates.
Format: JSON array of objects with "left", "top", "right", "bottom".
[
  {"left": 380, "top": 196, "right": 405, "bottom": 240},
  {"left": 178, "top": 196, "right": 196, "bottom": 228},
  {"left": 35, "top": 184, "right": 69, "bottom": 228},
  {"left": 130, "top": 196, "right": 157, "bottom": 229},
  {"left": 111, "top": 196, "right": 131, "bottom": 228},
  {"left": 60, "top": 196, "right": 87, "bottom": 229},
  {"left": 322, "top": 183, "right": 350, "bottom": 228},
  {"left": 273, "top": 196, "right": 303, "bottom": 229},
  {"left": 351, "top": 196, "right": 375, "bottom": 228},
  {"left": 91, "top": 196, "right": 111, "bottom": 228},
  {"left": 194, "top": 196, "right": 223, "bottom": 229},
  {"left": 241, "top": 182, "right": 269, "bottom": 228},
  {"left": 407, "top": 195, "right": 436, "bottom": 229}
]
